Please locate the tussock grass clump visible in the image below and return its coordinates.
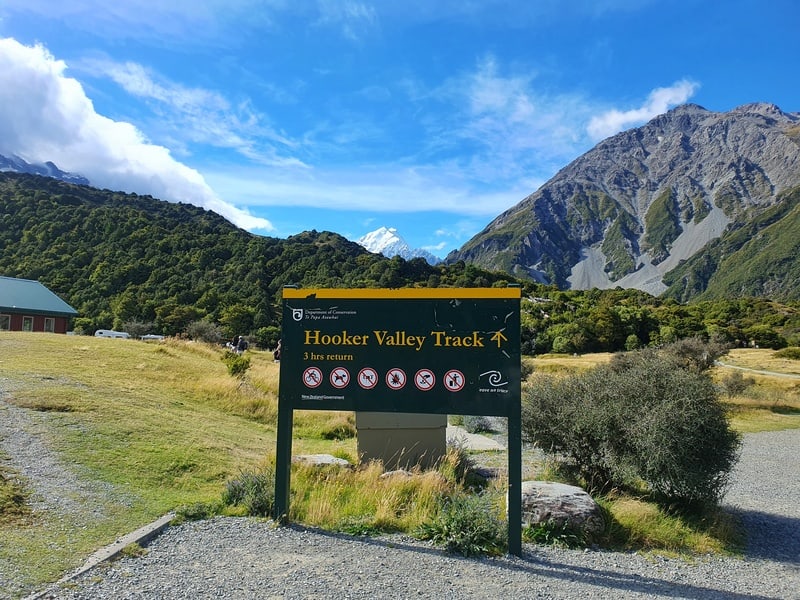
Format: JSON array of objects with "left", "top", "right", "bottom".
[
  {"left": 221, "top": 350, "right": 251, "bottom": 378},
  {"left": 173, "top": 501, "right": 221, "bottom": 524},
  {"left": 289, "top": 459, "right": 449, "bottom": 533},
  {"left": 319, "top": 414, "right": 356, "bottom": 440},
  {"left": 523, "top": 520, "right": 586, "bottom": 548},
  {"left": 598, "top": 494, "right": 742, "bottom": 555},
  {"left": 216, "top": 443, "right": 512, "bottom": 557},
  {"left": 294, "top": 410, "right": 356, "bottom": 441},
  {"left": 435, "top": 444, "right": 477, "bottom": 487},
  {"left": 119, "top": 542, "right": 148, "bottom": 558}
]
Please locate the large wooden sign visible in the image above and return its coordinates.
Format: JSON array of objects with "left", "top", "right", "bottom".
[{"left": 275, "top": 287, "right": 523, "bottom": 555}]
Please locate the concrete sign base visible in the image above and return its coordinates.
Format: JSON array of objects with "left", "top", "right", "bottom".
[{"left": 356, "top": 412, "right": 447, "bottom": 469}]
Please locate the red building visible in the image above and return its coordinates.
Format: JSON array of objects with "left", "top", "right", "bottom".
[{"left": 0, "top": 276, "right": 78, "bottom": 333}]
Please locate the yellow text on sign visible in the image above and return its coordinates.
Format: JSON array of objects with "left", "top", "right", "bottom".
[{"left": 302, "top": 329, "right": 491, "bottom": 351}]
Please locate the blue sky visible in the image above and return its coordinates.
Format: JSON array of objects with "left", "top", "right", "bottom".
[{"left": 1, "top": 1, "right": 797, "bottom": 258}]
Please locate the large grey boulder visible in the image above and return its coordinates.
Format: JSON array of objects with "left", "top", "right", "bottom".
[{"left": 517, "top": 481, "right": 605, "bottom": 541}]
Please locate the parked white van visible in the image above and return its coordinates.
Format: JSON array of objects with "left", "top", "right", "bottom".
[{"left": 94, "top": 329, "right": 130, "bottom": 339}]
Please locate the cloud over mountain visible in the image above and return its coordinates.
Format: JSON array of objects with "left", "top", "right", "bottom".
[{"left": 0, "top": 37, "right": 272, "bottom": 232}]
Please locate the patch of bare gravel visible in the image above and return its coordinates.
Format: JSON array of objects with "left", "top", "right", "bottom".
[{"left": 0, "top": 380, "right": 134, "bottom": 600}]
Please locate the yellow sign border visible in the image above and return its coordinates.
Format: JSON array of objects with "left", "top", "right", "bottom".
[{"left": 282, "top": 287, "right": 521, "bottom": 300}]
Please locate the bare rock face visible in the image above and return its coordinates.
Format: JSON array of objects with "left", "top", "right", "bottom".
[
  {"left": 449, "top": 102, "right": 800, "bottom": 297},
  {"left": 517, "top": 481, "right": 605, "bottom": 541}
]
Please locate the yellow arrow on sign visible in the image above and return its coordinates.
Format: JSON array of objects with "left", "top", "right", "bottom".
[{"left": 490, "top": 330, "right": 507, "bottom": 348}]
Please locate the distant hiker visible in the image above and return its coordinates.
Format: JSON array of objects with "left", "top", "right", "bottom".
[
  {"left": 236, "top": 336, "right": 248, "bottom": 354},
  {"left": 273, "top": 339, "right": 282, "bottom": 362}
]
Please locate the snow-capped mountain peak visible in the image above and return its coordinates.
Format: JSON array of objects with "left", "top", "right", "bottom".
[
  {"left": 356, "top": 226, "right": 441, "bottom": 264},
  {"left": 0, "top": 153, "right": 90, "bottom": 185},
  {"left": 358, "top": 226, "right": 403, "bottom": 252}
]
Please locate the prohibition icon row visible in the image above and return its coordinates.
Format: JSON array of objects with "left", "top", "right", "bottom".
[{"left": 302, "top": 366, "right": 466, "bottom": 392}]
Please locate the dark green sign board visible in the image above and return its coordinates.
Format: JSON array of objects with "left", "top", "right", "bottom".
[
  {"left": 280, "top": 287, "right": 520, "bottom": 415},
  {"left": 275, "top": 287, "right": 522, "bottom": 555}
]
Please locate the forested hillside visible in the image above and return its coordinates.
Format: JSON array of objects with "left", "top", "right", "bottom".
[
  {"left": 1, "top": 173, "right": 797, "bottom": 351},
  {"left": 0, "top": 173, "right": 516, "bottom": 337}
]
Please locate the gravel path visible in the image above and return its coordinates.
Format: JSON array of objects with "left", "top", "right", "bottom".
[{"left": 2, "top": 384, "right": 798, "bottom": 599}]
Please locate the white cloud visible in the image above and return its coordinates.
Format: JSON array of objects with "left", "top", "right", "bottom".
[
  {"left": 434, "top": 55, "right": 592, "bottom": 183},
  {"left": 0, "top": 37, "right": 272, "bottom": 231},
  {"left": 315, "top": 0, "right": 379, "bottom": 41},
  {"left": 422, "top": 241, "right": 448, "bottom": 252},
  {"left": 82, "top": 58, "right": 306, "bottom": 168},
  {"left": 0, "top": 0, "right": 276, "bottom": 44},
  {"left": 587, "top": 79, "right": 699, "bottom": 140},
  {"left": 205, "top": 166, "right": 523, "bottom": 217}
]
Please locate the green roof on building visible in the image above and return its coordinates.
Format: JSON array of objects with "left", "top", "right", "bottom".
[{"left": 0, "top": 276, "right": 78, "bottom": 316}]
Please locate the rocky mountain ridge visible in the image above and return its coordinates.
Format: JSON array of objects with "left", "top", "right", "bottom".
[
  {"left": 447, "top": 102, "right": 800, "bottom": 297},
  {"left": 0, "top": 153, "right": 89, "bottom": 185}
]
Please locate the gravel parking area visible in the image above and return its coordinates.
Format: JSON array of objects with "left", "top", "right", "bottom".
[{"left": 2, "top": 384, "right": 798, "bottom": 599}]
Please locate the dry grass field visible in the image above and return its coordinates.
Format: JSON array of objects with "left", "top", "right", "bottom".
[
  {"left": 1, "top": 334, "right": 797, "bottom": 595},
  {"left": 713, "top": 348, "right": 800, "bottom": 432},
  {"left": 527, "top": 348, "right": 800, "bottom": 433}
]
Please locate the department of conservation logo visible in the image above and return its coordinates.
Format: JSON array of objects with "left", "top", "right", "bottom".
[{"left": 292, "top": 308, "right": 304, "bottom": 321}]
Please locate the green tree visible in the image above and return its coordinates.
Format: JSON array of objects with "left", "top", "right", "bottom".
[
  {"left": 219, "top": 303, "right": 256, "bottom": 338},
  {"left": 156, "top": 302, "right": 203, "bottom": 336},
  {"left": 742, "top": 324, "right": 788, "bottom": 350},
  {"left": 624, "top": 334, "right": 641, "bottom": 351},
  {"left": 254, "top": 325, "right": 281, "bottom": 350}
]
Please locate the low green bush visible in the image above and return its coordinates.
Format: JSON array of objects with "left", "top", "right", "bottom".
[
  {"left": 522, "top": 342, "right": 741, "bottom": 509},
  {"left": 463, "top": 415, "right": 494, "bottom": 433},
  {"left": 773, "top": 346, "right": 800, "bottom": 360},
  {"left": 221, "top": 350, "right": 251, "bottom": 378},
  {"left": 415, "top": 491, "right": 507, "bottom": 556},
  {"left": 222, "top": 466, "right": 275, "bottom": 517},
  {"left": 523, "top": 520, "right": 585, "bottom": 548},
  {"left": 719, "top": 371, "right": 755, "bottom": 397}
]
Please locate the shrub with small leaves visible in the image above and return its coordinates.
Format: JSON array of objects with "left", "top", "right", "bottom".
[
  {"left": 463, "top": 415, "right": 494, "bottom": 434},
  {"left": 222, "top": 350, "right": 251, "bottom": 378},
  {"left": 122, "top": 320, "right": 156, "bottom": 340},
  {"left": 222, "top": 467, "right": 275, "bottom": 517},
  {"left": 718, "top": 371, "right": 755, "bottom": 397},
  {"left": 186, "top": 320, "right": 225, "bottom": 344},
  {"left": 415, "top": 491, "right": 507, "bottom": 557},
  {"left": 523, "top": 343, "right": 741, "bottom": 509}
]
